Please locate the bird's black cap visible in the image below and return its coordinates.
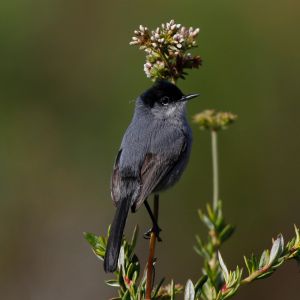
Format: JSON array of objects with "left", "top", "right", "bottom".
[
  {"left": 141, "top": 79, "right": 184, "bottom": 108},
  {"left": 141, "top": 79, "right": 199, "bottom": 107}
]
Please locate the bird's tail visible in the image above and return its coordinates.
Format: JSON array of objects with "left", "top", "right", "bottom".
[{"left": 104, "top": 196, "right": 131, "bottom": 273}]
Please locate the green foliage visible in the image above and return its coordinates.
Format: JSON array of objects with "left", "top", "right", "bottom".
[
  {"left": 192, "top": 129, "right": 300, "bottom": 300},
  {"left": 84, "top": 226, "right": 187, "bottom": 299},
  {"left": 217, "top": 252, "right": 243, "bottom": 300},
  {"left": 194, "top": 201, "right": 235, "bottom": 296},
  {"left": 241, "top": 226, "right": 300, "bottom": 284}
]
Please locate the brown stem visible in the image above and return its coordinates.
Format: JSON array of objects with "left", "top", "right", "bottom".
[{"left": 145, "top": 195, "right": 159, "bottom": 300}]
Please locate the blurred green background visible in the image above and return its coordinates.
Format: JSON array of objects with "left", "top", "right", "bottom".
[{"left": 0, "top": 0, "right": 299, "bottom": 299}]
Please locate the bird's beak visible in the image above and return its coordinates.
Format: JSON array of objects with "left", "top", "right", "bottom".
[{"left": 180, "top": 93, "right": 199, "bottom": 102}]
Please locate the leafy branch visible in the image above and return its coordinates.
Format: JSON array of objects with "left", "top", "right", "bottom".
[
  {"left": 215, "top": 226, "right": 300, "bottom": 300},
  {"left": 84, "top": 226, "right": 185, "bottom": 300}
]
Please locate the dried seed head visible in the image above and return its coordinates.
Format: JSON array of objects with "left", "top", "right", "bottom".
[{"left": 193, "top": 110, "right": 237, "bottom": 131}]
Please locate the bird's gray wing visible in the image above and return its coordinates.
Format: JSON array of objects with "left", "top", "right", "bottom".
[
  {"left": 111, "top": 122, "right": 188, "bottom": 211},
  {"left": 111, "top": 149, "right": 123, "bottom": 206},
  {"left": 111, "top": 147, "right": 145, "bottom": 207},
  {"left": 132, "top": 138, "right": 187, "bottom": 211}
]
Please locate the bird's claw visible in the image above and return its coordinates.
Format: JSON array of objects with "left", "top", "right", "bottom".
[{"left": 143, "top": 226, "right": 162, "bottom": 242}]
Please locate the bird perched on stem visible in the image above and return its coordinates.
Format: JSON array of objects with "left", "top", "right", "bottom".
[{"left": 104, "top": 79, "right": 199, "bottom": 273}]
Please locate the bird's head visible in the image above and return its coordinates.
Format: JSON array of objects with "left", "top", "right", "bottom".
[{"left": 139, "top": 79, "right": 199, "bottom": 119}]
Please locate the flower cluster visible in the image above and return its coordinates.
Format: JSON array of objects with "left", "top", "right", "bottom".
[
  {"left": 130, "top": 20, "right": 202, "bottom": 82},
  {"left": 193, "top": 110, "right": 237, "bottom": 131}
]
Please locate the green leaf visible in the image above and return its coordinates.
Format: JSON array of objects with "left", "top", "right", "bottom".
[
  {"left": 269, "top": 234, "right": 284, "bottom": 265},
  {"left": 98, "top": 235, "right": 106, "bottom": 248},
  {"left": 194, "top": 275, "right": 208, "bottom": 296},
  {"left": 294, "top": 224, "right": 300, "bottom": 245},
  {"left": 152, "top": 277, "right": 165, "bottom": 298},
  {"left": 198, "top": 210, "right": 214, "bottom": 230},
  {"left": 219, "top": 225, "right": 235, "bottom": 243},
  {"left": 206, "top": 203, "right": 215, "bottom": 222},
  {"left": 243, "top": 256, "right": 251, "bottom": 275},
  {"left": 130, "top": 225, "right": 139, "bottom": 250},
  {"left": 215, "top": 201, "right": 223, "bottom": 227},
  {"left": 126, "top": 262, "right": 135, "bottom": 279},
  {"left": 272, "top": 258, "right": 285, "bottom": 269},
  {"left": 194, "top": 235, "right": 210, "bottom": 259},
  {"left": 84, "top": 232, "right": 99, "bottom": 248},
  {"left": 294, "top": 251, "right": 300, "bottom": 263},
  {"left": 118, "top": 246, "right": 125, "bottom": 272},
  {"left": 257, "top": 270, "right": 274, "bottom": 279},
  {"left": 106, "top": 279, "right": 120, "bottom": 287},
  {"left": 202, "top": 282, "right": 217, "bottom": 300},
  {"left": 84, "top": 232, "right": 106, "bottom": 260},
  {"left": 218, "top": 252, "right": 229, "bottom": 282},
  {"left": 259, "top": 250, "right": 270, "bottom": 269},
  {"left": 121, "top": 290, "right": 130, "bottom": 300},
  {"left": 184, "top": 279, "right": 195, "bottom": 300},
  {"left": 170, "top": 280, "right": 175, "bottom": 300}
]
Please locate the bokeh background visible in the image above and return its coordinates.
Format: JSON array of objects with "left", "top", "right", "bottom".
[{"left": 1, "top": 0, "right": 299, "bottom": 299}]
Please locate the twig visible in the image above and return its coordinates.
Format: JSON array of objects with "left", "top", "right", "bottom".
[
  {"left": 146, "top": 194, "right": 159, "bottom": 300},
  {"left": 241, "top": 267, "right": 269, "bottom": 285}
]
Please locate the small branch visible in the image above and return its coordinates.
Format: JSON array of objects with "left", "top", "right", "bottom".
[
  {"left": 211, "top": 130, "right": 219, "bottom": 211},
  {"left": 241, "top": 246, "right": 300, "bottom": 286},
  {"left": 146, "top": 195, "right": 159, "bottom": 299},
  {"left": 241, "top": 269, "right": 267, "bottom": 285}
]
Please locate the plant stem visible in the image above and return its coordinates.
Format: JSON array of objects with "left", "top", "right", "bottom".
[
  {"left": 146, "top": 195, "right": 159, "bottom": 299},
  {"left": 240, "top": 268, "right": 267, "bottom": 285},
  {"left": 241, "top": 247, "right": 299, "bottom": 286},
  {"left": 211, "top": 130, "right": 219, "bottom": 211}
]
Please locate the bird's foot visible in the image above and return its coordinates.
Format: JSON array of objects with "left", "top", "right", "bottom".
[{"left": 143, "top": 225, "right": 162, "bottom": 242}]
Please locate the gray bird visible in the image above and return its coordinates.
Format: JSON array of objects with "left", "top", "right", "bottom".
[{"left": 104, "top": 79, "right": 199, "bottom": 272}]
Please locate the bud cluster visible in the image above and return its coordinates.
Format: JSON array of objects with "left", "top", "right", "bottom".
[{"left": 193, "top": 110, "right": 237, "bottom": 131}]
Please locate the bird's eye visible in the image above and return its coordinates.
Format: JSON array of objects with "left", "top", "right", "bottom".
[{"left": 160, "top": 96, "right": 170, "bottom": 106}]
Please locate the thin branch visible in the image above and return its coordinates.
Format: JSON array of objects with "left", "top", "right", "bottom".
[
  {"left": 241, "top": 246, "right": 300, "bottom": 286},
  {"left": 241, "top": 267, "right": 268, "bottom": 285},
  {"left": 146, "top": 194, "right": 159, "bottom": 299}
]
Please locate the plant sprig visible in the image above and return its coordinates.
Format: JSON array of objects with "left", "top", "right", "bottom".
[
  {"left": 194, "top": 201, "right": 235, "bottom": 300},
  {"left": 84, "top": 226, "right": 186, "bottom": 299},
  {"left": 213, "top": 226, "right": 300, "bottom": 300},
  {"left": 130, "top": 19, "right": 202, "bottom": 83}
]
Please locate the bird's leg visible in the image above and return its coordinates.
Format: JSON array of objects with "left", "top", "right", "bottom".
[{"left": 143, "top": 194, "right": 162, "bottom": 241}]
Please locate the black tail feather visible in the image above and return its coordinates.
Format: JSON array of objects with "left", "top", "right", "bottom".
[{"left": 104, "top": 197, "right": 131, "bottom": 272}]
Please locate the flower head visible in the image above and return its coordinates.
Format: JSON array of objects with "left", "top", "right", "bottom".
[
  {"left": 130, "top": 20, "right": 202, "bottom": 82},
  {"left": 193, "top": 110, "right": 237, "bottom": 131}
]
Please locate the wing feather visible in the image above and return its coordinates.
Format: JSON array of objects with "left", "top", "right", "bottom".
[
  {"left": 132, "top": 139, "right": 187, "bottom": 211},
  {"left": 111, "top": 133, "right": 188, "bottom": 211}
]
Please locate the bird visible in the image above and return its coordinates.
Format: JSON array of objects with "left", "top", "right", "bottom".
[{"left": 104, "top": 79, "right": 199, "bottom": 273}]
